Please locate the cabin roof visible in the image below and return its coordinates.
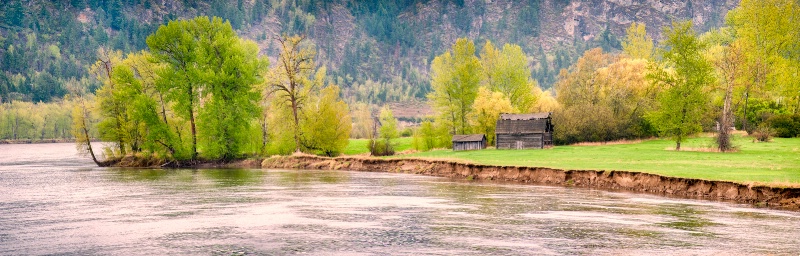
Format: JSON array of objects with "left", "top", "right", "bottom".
[
  {"left": 452, "top": 134, "right": 486, "bottom": 142},
  {"left": 500, "top": 112, "right": 551, "bottom": 120}
]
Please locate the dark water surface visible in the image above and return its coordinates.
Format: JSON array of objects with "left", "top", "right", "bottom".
[{"left": 1, "top": 143, "right": 799, "bottom": 255}]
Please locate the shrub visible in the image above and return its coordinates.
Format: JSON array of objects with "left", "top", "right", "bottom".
[
  {"left": 752, "top": 124, "right": 774, "bottom": 142},
  {"left": 767, "top": 113, "right": 800, "bottom": 138},
  {"left": 368, "top": 139, "right": 394, "bottom": 156}
]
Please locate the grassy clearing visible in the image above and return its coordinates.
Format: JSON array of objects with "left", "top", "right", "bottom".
[
  {"left": 397, "top": 135, "right": 800, "bottom": 187},
  {"left": 343, "top": 137, "right": 414, "bottom": 155}
]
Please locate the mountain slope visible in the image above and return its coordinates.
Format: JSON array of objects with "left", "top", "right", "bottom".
[{"left": 0, "top": 0, "right": 737, "bottom": 103}]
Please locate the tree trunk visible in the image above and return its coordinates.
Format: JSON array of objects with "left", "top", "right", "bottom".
[
  {"left": 292, "top": 99, "right": 300, "bottom": 153},
  {"left": 676, "top": 141, "right": 681, "bottom": 151},
  {"left": 188, "top": 85, "right": 198, "bottom": 160},
  {"left": 718, "top": 80, "right": 734, "bottom": 152}
]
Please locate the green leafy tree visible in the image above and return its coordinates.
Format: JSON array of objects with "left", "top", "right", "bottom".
[
  {"left": 300, "top": 85, "right": 352, "bottom": 156},
  {"left": 72, "top": 95, "right": 102, "bottom": 165},
  {"left": 267, "top": 35, "right": 319, "bottom": 153},
  {"left": 147, "top": 18, "right": 203, "bottom": 159},
  {"left": 727, "top": 0, "right": 800, "bottom": 123},
  {"left": 194, "top": 20, "right": 264, "bottom": 160},
  {"left": 648, "top": 21, "right": 715, "bottom": 150},
  {"left": 428, "top": 38, "right": 481, "bottom": 135},
  {"left": 146, "top": 16, "right": 265, "bottom": 160},
  {"left": 622, "top": 22, "right": 654, "bottom": 60},
  {"left": 480, "top": 41, "right": 539, "bottom": 111},
  {"left": 370, "top": 106, "right": 398, "bottom": 156}
]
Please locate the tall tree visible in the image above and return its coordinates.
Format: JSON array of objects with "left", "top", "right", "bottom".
[
  {"left": 648, "top": 21, "right": 715, "bottom": 150},
  {"left": 709, "top": 42, "right": 745, "bottom": 152},
  {"left": 480, "top": 41, "right": 539, "bottom": 111},
  {"left": 147, "top": 18, "right": 203, "bottom": 159},
  {"left": 622, "top": 22, "right": 654, "bottom": 60},
  {"left": 146, "top": 16, "right": 266, "bottom": 159},
  {"left": 727, "top": 0, "right": 800, "bottom": 121},
  {"left": 267, "top": 35, "right": 318, "bottom": 153},
  {"left": 194, "top": 18, "right": 265, "bottom": 160},
  {"left": 72, "top": 96, "right": 102, "bottom": 166},
  {"left": 428, "top": 38, "right": 482, "bottom": 135}
]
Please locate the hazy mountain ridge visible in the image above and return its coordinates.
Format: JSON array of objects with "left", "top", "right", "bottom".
[{"left": 0, "top": 0, "right": 736, "bottom": 103}]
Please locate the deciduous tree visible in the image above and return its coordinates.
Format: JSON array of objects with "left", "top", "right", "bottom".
[
  {"left": 429, "top": 38, "right": 481, "bottom": 135},
  {"left": 470, "top": 87, "right": 515, "bottom": 146},
  {"left": 648, "top": 21, "right": 715, "bottom": 150}
]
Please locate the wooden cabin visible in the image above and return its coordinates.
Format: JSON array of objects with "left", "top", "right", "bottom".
[
  {"left": 495, "top": 113, "right": 553, "bottom": 149},
  {"left": 452, "top": 134, "right": 487, "bottom": 151}
]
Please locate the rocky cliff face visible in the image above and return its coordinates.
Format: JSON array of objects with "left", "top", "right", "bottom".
[{"left": 548, "top": 0, "right": 736, "bottom": 45}]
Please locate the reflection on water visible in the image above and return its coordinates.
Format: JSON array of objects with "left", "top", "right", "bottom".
[{"left": 0, "top": 143, "right": 799, "bottom": 255}]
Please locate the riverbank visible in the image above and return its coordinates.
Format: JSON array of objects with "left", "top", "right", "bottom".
[
  {"left": 255, "top": 155, "right": 800, "bottom": 211},
  {"left": 0, "top": 139, "right": 77, "bottom": 144}
]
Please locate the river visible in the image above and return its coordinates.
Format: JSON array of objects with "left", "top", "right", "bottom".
[{"left": 1, "top": 143, "right": 798, "bottom": 255}]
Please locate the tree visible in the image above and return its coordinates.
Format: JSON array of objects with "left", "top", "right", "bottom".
[
  {"left": 727, "top": 0, "right": 800, "bottom": 124},
  {"left": 370, "top": 106, "right": 398, "bottom": 156},
  {"left": 147, "top": 18, "right": 203, "bottom": 159},
  {"left": 267, "top": 35, "right": 319, "bottom": 153},
  {"left": 470, "top": 87, "right": 515, "bottom": 146},
  {"left": 622, "top": 22, "right": 654, "bottom": 60},
  {"left": 194, "top": 21, "right": 264, "bottom": 160},
  {"left": 72, "top": 95, "right": 102, "bottom": 166},
  {"left": 648, "top": 21, "right": 715, "bottom": 150},
  {"left": 146, "top": 16, "right": 265, "bottom": 160},
  {"left": 428, "top": 38, "right": 482, "bottom": 135},
  {"left": 349, "top": 102, "right": 374, "bottom": 139},
  {"left": 90, "top": 48, "right": 131, "bottom": 156},
  {"left": 707, "top": 40, "right": 747, "bottom": 152},
  {"left": 480, "top": 41, "right": 539, "bottom": 111},
  {"left": 299, "top": 85, "right": 352, "bottom": 156}
]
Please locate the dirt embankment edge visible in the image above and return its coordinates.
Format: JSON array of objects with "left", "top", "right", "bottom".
[{"left": 255, "top": 155, "right": 800, "bottom": 211}]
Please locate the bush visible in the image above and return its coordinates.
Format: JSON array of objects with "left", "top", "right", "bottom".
[
  {"left": 752, "top": 124, "right": 774, "bottom": 142},
  {"left": 368, "top": 139, "right": 394, "bottom": 156},
  {"left": 767, "top": 113, "right": 800, "bottom": 138}
]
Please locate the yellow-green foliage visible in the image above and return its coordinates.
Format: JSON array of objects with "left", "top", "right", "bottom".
[
  {"left": 300, "top": 85, "right": 352, "bottom": 157},
  {"left": 470, "top": 87, "right": 515, "bottom": 146},
  {"left": 554, "top": 48, "right": 656, "bottom": 144},
  {"left": 622, "top": 22, "right": 654, "bottom": 60},
  {"left": 0, "top": 100, "right": 74, "bottom": 141}
]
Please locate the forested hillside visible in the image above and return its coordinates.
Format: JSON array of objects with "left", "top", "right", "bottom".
[{"left": 0, "top": 0, "right": 737, "bottom": 104}]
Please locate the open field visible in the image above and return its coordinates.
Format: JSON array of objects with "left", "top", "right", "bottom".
[
  {"left": 390, "top": 135, "right": 800, "bottom": 187},
  {"left": 342, "top": 137, "right": 414, "bottom": 155}
]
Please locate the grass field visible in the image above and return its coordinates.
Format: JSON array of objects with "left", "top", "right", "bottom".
[
  {"left": 342, "top": 137, "right": 414, "bottom": 155},
  {"left": 383, "top": 135, "right": 800, "bottom": 187}
]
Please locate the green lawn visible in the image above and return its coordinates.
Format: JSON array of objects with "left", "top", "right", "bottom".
[
  {"left": 342, "top": 137, "right": 414, "bottom": 155},
  {"left": 396, "top": 135, "right": 800, "bottom": 187}
]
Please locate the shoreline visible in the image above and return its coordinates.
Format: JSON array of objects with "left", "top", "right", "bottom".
[
  {"left": 0, "top": 139, "right": 77, "bottom": 144},
  {"left": 256, "top": 155, "right": 800, "bottom": 211},
  {"left": 104, "top": 155, "right": 800, "bottom": 211}
]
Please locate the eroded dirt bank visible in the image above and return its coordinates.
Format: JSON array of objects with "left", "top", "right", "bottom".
[{"left": 257, "top": 155, "right": 800, "bottom": 211}]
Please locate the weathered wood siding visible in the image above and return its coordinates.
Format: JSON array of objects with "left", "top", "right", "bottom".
[
  {"left": 454, "top": 141, "right": 486, "bottom": 151},
  {"left": 496, "top": 134, "right": 544, "bottom": 149}
]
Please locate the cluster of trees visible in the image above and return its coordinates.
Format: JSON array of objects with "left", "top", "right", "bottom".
[
  {"left": 414, "top": 38, "right": 557, "bottom": 150},
  {"left": 76, "top": 17, "right": 351, "bottom": 162},
  {"left": 0, "top": 100, "right": 75, "bottom": 141},
  {"left": 7, "top": 0, "right": 697, "bottom": 111},
  {"left": 553, "top": 2, "right": 799, "bottom": 150},
  {"left": 417, "top": 0, "right": 800, "bottom": 151}
]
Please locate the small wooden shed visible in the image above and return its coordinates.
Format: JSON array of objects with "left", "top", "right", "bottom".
[
  {"left": 452, "top": 134, "right": 487, "bottom": 151},
  {"left": 495, "top": 113, "right": 553, "bottom": 149}
]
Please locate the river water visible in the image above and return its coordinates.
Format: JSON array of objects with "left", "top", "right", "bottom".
[{"left": 1, "top": 143, "right": 799, "bottom": 255}]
